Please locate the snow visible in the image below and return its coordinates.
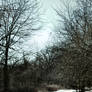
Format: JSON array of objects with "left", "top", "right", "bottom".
[
  {"left": 54, "top": 89, "right": 92, "bottom": 92},
  {"left": 54, "top": 89, "right": 76, "bottom": 92}
]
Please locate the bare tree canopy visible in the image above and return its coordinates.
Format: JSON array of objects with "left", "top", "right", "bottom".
[
  {"left": 0, "top": 0, "right": 40, "bottom": 91},
  {"left": 55, "top": 0, "right": 92, "bottom": 92}
]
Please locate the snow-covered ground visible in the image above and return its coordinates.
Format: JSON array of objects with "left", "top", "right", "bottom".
[
  {"left": 54, "top": 89, "right": 76, "bottom": 92},
  {"left": 54, "top": 89, "right": 92, "bottom": 92}
]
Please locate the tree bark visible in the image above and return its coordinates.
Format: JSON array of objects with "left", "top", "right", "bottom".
[
  {"left": 3, "top": 46, "right": 9, "bottom": 92},
  {"left": 80, "top": 86, "right": 85, "bottom": 92}
]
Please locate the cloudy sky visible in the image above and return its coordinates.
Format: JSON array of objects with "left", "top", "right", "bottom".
[
  {"left": 23, "top": 0, "right": 60, "bottom": 52},
  {"left": 23, "top": 0, "right": 76, "bottom": 52}
]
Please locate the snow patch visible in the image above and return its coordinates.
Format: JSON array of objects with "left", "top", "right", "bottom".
[{"left": 54, "top": 89, "right": 76, "bottom": 92}]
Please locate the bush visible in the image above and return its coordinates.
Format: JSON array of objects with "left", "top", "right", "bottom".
[{"left": 46, "top": 86, "right": 58, "bottom": 91}]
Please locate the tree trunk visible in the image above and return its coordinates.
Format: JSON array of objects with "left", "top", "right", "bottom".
[
  {"left": 80, "top": 86, "right": 85, "bottom": 92},
  {"left": 3, "top": 47, "right": 9, "bottom": 92},
  {"left": 80, "top": 89, "right": 85, "bottom": 92}
]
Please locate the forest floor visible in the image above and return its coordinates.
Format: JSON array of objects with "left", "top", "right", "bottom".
[{"left": 37, "top": 84, "right": 92, "bottom": 92}]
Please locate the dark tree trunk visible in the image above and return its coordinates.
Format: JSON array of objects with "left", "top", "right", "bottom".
[
  {"left": 3, "top": 46, "right": 9, "bottom": 92},
  {"left": 80, "top": 86, "right": 85, "bottom": 92}
]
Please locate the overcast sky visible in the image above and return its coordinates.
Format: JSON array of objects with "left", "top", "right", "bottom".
[
  {"left": 23, "top": 0, "right": 59, "bottom": 52},
  {"left": 23, "top": 0, "right": 76, "bottom": 53}
]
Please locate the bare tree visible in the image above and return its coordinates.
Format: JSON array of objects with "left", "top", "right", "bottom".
[
  {"left": 56, "top": 0, "right": 92, "bottom": 49},
  {"left": 56, "top": 0, "right": 92, "bottom": 91},
  {"left": 35, "top": 46, "right": 62, "bottom": 84},
  {"left": 0, "top": 0, "right": 39, "bottom": 91}
]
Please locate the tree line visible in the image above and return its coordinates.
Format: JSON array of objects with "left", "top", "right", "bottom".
[{"left": 0, "top": 0, "right": 92, "bottom": 92}]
